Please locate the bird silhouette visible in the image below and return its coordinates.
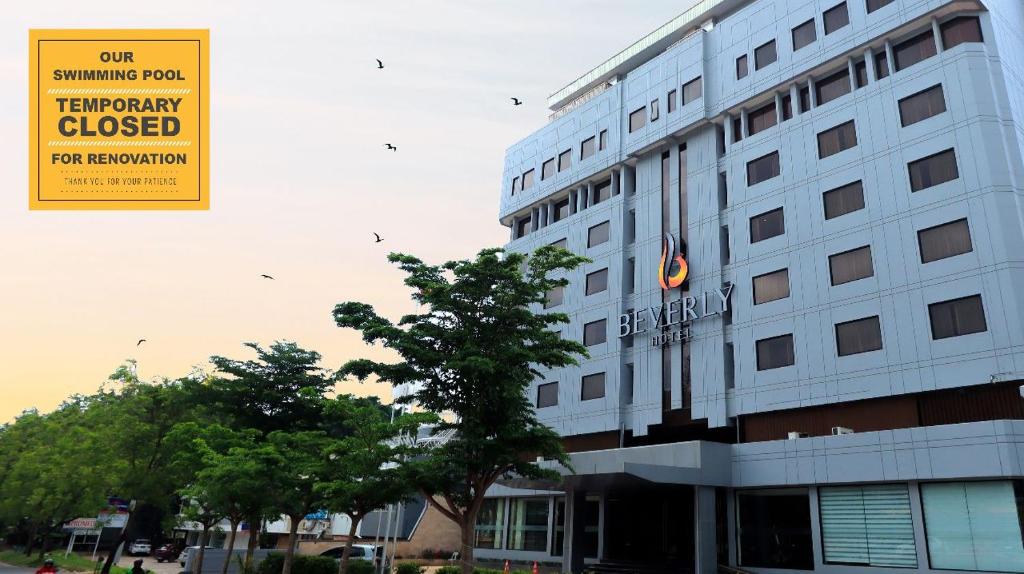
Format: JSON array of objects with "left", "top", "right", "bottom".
[
  {"left": 260, "top": 274, "right": 275, "bottom": 280},
  {"left": 511, "top": 97, "right": 523, "bottom": 106},
  {"left": 376, "top": 59, "right": 384, "bottom": 69},
  {"left": 136, "top": 339, "right": 146, "bottom": 347},
  {"left": 384, "top": 144, "right": 397, "bottom": 151},
  {"left": 373, "top": 233, "right": 383, "bottom": 243}
]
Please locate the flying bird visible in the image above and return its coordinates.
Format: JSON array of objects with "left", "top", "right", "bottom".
[
  {"left": 511, "top": 97, "right": 522, "bottom": 106},
  {"left": 260, "top": 274, "right": 275, "bottom": 280},
  {"left": 136, "top": 339, "right": 146, "bottom": 347},
  {"left": 376, "top": 59, "right": 384, "bottom": 69},
  {"left": 373, "top": 233, "right": 383, "bottom": 243},
  {"left": 384, "top": 143, "right": 397, "bottom": 151}
]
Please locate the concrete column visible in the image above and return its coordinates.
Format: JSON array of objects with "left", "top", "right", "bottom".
[
  {"left": 808, "top": 77, "right": 818, "bottom": 108},
  {"left": 626, "top": 165, "right": 636, "bottom": 196},
  {"left": 578, "top": 186, "right": 587, "bottom": 212},
  {"left": 569, "top": 190, "right": 578, "bottom": 215},
  {"left": 587, "top": 182, "right": 596, "bottom": 206},
  {"left": 724, "top": 115, "right": 735, "bottom": 146},
  {"left": 789, "top": 84, "right": 800, "bottom": 116},
  {"left": 562, "top": 489, "right": 587, "bottom": 574},
  {"left": 908, "top": 481, "right": 931, "bottom": 569},
  {"left": 726, "top": 488, "right": 738, "bottom": 566},
  {"left": 931, "top": 18, "right": 943, "bottom": 53},
  {"left": 808, "top": 486, "right": 825, "bottom": 569},
  {"left": 865, "top": 48, "right": 877, "bottom": 81},
  {"left": 740, "top": 108, "right": 749, "bottom": 138},
  {"left": 611, "top": 169, "right": 621, "bottom": 196},
  {"left": 531, "top": 208, "right": 539, "bottom": 232},
  {"left": 774, "top": 92, "right": 783, "bottom": 124},
  {"left": 847, "top": 57, "right": 857, "bottom": 89},
  {"left": 547, "top": 202, "right": 555, "bottom": 225},
  {"left": 884, "top": 40, "right": 896, "bottom": 76},
  {"left": 694, "top": 486, "right": 718, "bottom": 574}
]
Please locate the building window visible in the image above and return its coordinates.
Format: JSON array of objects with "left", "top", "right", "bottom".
[
  {"left": 854, "top": 59, "right": 868, "bottom": 88},
  {"left": 835, "top": 316, "right": 883, "bottom": 356},
  {"left": 587, "top": 221, "right": 610, "bottom": 248},
  {"left": 650, "top": 99, "right": 660, "bottom": 122},
  {"left": 941, "top": 16, "right": 983, "bottom": 49},
  {"left": 583, "top": 319, "right": 607, "bottom": 346},
  {"left": 748, "top": 102, "right": 777, "bottom": 136},
  {"left": 511, "top": 176, "right": 519, "bottom": 196},
  {"left": 508, "top": 498, "right": 549, "bottom": 551},
  {"left": 894, "top": 30, "right": 937, "bottom": 71},
  {"left": 626, "top": 257, "right": 635, "bottom": 294},
  {"left": 737, "top": 54, "right": 749, "bottom": 79},
  {"left": 581, "top": 372, "right": 605, "bottom": 400},
  {"left": 909, "top": 148, "right": 959, "bottom": 192},
  {"left": 580, "top": 136, "right": 596, "bottom": 160},
  {"left": 738, "top": 489, "right": 813, "bottom": 569},
  {"left": 929, "top": 295, "right": 987, "bottom": 339},
  {"left": 756, "top": 334, "right": 795, "bottom": 370},
  {"left": 550, "top": 238, "right": 568, "bottom": 250},
  {"left": 753, "top": 268, "right": 790, "bottom": 305},
  {"left": 817, "top": 120, "right": 858, "bottom": 158},
  {"left": 750, "top": 207, "right": 785, "bottom": 243},
  {"left": 732, "top": 117, "right": 744, "bottom": 143},
  {"left": 553, "top": 197, "right": 570, "bottom": 222},
  {"left": 628, "top": 107, "right": 646, "bottom": 133},
  {"left": 585, "top": 269, "right": 608, "bottom": 295},
  {"left": 899, "top": 84, "right": 946, "bottom": 126},
  {"left": 820, "top": 484, "right": 916, "bottom": 567},
  {"left": 815, "top": 69, "right": 852, "bottom": 106},
  {"left": 747, "top": 151, "right": 780, "bottom": 186},
  {"left": 823, "top": 2, "right": 850, "bottom": 34},
  {"left": 474, "top": 499, "right": 505, "bottom": 549},
  {"left": 623, "top": 363, "right": 634, "bottom": 404},
  {"left": 682, "top": 76, "right": 702, "bottom": 105},
  {"left": 544, "top": 285, "right": 564, "bottom": 309},
  {"left": 922, "top": 481, "right": 1024, "bottom": 572},
  {"left": 541, "top": 158, "right": 555, "bottom": 180},
  {"left": 829, "top": 245, "right": 873, "bottom": 285},
  {"left": 599, "top": 129, "right": 608, "bottom": 150},
  {"left": 592, "top": 179, "right": 612, "bottom": 204},
  {"left": 536, "top": 382, "right": 558, "bottom": 408},
  {"left": 823, "top": 180, "right": 865, "bottom": 219},
  {"left": 866, "top": 0, "right": 894, "bottom": 13},
  {"left": 792, "top": 19, "right": 817, "bottom": 50},
  {"left": 522, "top": 169, "right": 535, "bottom": 190},
  {"left": 874, "top": 50, "right": 890, "bottom": 79},
  {"left": 667, "top": 89, "right": 677, "bottom": 113},
  {"left": 558, "top": 149, "right": 571, "bottom": 172},
  {"left": 799, "top": 85, "right": 811, "bottom": 112},
  {"left": 515, "top": 217, "right": 531, "bottom": 239},
  {"left": 755, "top": 40, "right": 777, "bottom": 70},
  {"left": 919, "top": 218, "right": 972, "bottom": 263},
  {"left": 781, "top": 94, "right": 793, "bottom": 120}
]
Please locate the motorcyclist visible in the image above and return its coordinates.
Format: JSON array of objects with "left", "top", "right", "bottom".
[
  {"left": 129, "top": 559, "right": 146, "bottom": 574},
  {"left": 35, "top": 559, "right": 58, "bottom": 574}
]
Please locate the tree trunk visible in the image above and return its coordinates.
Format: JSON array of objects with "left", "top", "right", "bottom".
[
  {"left": 281, "top": 516, "right": 300, "bottom": 574},
  {"left": 24, "top": 522, "right": 38, "bottom": 557},
  {"left": 243, "top": 515, "right": 260, "bottom": 573},
  {"left": 38, "top": 524, "right": 54, "bottom": 559},
  {"left": 337, "top": 515, "right": 360, "bottom": 574},
  {"left": 101, "top": 511, "right": 134, "bottom": 574},
  {"left": 221, "top": 520, "right": 239, "bottom": 574},
  {"left": 459, "top": 521, "right": 474, "bottom": 574},
  {"left": 194, "top": 526, "right": 211, "bottom": 574}
]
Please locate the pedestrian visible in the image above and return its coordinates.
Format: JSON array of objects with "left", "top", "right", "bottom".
[{"left": 130, "top": 559, "right": 146, "bottom": 574}]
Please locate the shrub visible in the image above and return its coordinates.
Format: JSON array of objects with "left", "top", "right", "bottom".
[
  {"left": 435, "top": 567, "right": 460, "bottom": 574},
  {"left": 256, "top": 553, "right": 338, "bottom": 574},
  {"left": 396, "top": 563, "right": 423, "bottom": 574},
  {"left": 347, "top": 560, "right": 376, "bottom": 574}
]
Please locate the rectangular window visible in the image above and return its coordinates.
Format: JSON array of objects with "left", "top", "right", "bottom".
[
  {"left": 899, "top": 84, "right": 946, "bottom": 126},
  {"left": 550, "top": 238, "right": 567, "bottom": 250},
  {"left": 536, "top": 382, "right": 558, "bottom": 408},
  {"left": 516, "top": 217, "right": 531, "bottom": 239},
  {"left": 755, "top": 40, "right": 777, "bottom": 70},
  {"left": 737, "top": 54, "right": 749, "bottom": 79},
  {"left": 599, "top": 129, "right": 608, "bottom": 150},
  {"left": 522, "top": 169, "right": 535, "bottom": 190},
  {"left": 474, "top": 499, "right": 505, "bottom": 549},
  {"left": 874, "top": 50, "right": 890, "bottom": 79},
  {"left": 593, "top": 179, "right": 612, "bottom": 204},
  {"left": 829, "top": 245, "right": 874, "bottom": 285},
  {"left": 820, "top": 484, "right": 916, "bottom": 567},
  {"left": 626, "top": 257, "right": 635, "bottom": 294},
  {"left": 580, "top": 136, "right": 596, "bottom": 160},
  {"left": 553, "top": 198, "right": 570, "bottom": 222},
  {"left": 756, "top": 334, "right": 795, "bottom": 370},
  {"left": 511, "top": 176, "right": 519, "bottom": 195},
  {"left": 750, "top": 207, "right": 785, "bottom": 243},
  {"left": 919, "top": 218, "right": 972, "bottom": 263},
  {"left": 583, "top": 319, "right": 607, "bottom": 346},
  {"left": 909, "top": 148, "right": 959, "bottom": 191},
  {"left": 738, "top": 489, "right": 813, "bottom": 569},
  {"left": 558, "top": 149, "right": 571, "bottom": 172},
  {"left": 753, "top": 268, "right": 790, "bottom": 304},
  {"left": 541, "top": 158, "right": 555, "bottom": 180},
  {"left": 929, "top": 295, "right": 987, "bottom": 339},
  {"left": 683, "top": 76, "right": 703, "bottom": 104},
  {"left": 544, "top": 285, "right": 564, "bottom": 309},
  {"left": 894, "top": 30, "right": 937, "bottom": 71},
  {"left": 732, "top": 117, "right": 744, "bottom": 143},
  {"left": 854, "top": 59, "right": 868, "bottom": 88},
  {"left": 587, "top": 221, "right": 610, "bottom": 248},
  {"left": 922, "top": 481, "right": 1024, "bottom": 572},
  {"left": 941, "top": 16, "right": 983, "bottom": 49},
  {"left": 623, "top": 364, "right": 634, "bottom": 405},
  {"left": 866, "top": 0, "right": 894, "bottom": 13},
  {"left": 628, "top": 107, "right": 646, "bottom": 133},
  {"left": 823, "top": 180, "right": 865, "bottom": 219},
  {"left": 667, "top": 89, "right": 677, "bottom": 113},
  {"left": 748, "top": 102, "right": 777, "bottom": 136},
  {"left": 781, "top": 94, "right": 793, "bottom": 120},
  {"left": 585, "top": 268, "right": 608, "bottom": 295},
  {"left": 650, "top": 99, "right": 660, "bottom": 122},
  {"left": 835, "top": 315, "right": 883, "bottom": 356},
  {"left": 799, "top": 85, "right": 811, "bottom": 112},
  {"left": 628, "top": 209, "right": 636, "bottom": 243},
  {"left": 815, "top": 69, "right": 852, "bottom": 106},
  {"left": 747, "top": 151, "right": 780, "bottom": 186},
  {"left": 581, "top": 372, "right": 605, "bottom": 400},
  {"left": 793, "top": 19, "right": 817, "bottom": 51},
  {"left": 824, "top": 2, "right": 850, "bottom": 34},
  {"left": 508, "top": 498, "right": 549, "bottom": 551},
  {"left": 817, "top": 120, "right": 858, "bottom": 158}
]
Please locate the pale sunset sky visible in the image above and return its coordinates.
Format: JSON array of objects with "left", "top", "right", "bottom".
[{"left": 0, "top": 0, "right": 691, "bottom": 422}]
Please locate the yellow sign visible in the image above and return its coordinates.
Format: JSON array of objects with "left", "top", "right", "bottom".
[{"left": 29, "top": 29, "right": 209, "bottom": 210}]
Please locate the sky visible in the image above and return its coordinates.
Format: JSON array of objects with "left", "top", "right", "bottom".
[{"left": 0, "top": 0, "right": 691, "bottom": 422}]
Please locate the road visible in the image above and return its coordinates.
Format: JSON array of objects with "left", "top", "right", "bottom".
[{"left": 0, "top": 563, "right": 33, "bottom": 574}]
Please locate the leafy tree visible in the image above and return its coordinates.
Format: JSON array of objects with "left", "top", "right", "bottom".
[
  {"left": 264, "top": 431, "right": 331, "bottom": 574},
  {"left": 333, "top": 247, "right": 587, "bottom": 574},
  {"left": 317, "top": 396, "right": 436, "bottom": 574}
]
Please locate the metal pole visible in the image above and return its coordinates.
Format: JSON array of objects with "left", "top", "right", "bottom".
[{"left": 378, "top": 504, "right": 394, "bottom": 574}]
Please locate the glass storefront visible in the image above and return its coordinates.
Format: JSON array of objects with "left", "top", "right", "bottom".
[
  {"left": 508, "top": 498, "right": 550, "bottom": 552},
  {"left": 819, "top": 484, "right": 916, "bottom": 567},
  {"left": 475, "top": 498, "right": 506, "bottom": 549},
  {"left": 737, "top": 488, "right": 814, "bottom": 570},
  {"left": 922, "top": 480, "right": 1024, "bottom": 572}
]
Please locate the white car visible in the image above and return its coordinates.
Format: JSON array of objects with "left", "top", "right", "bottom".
[
  {"left": 178, "top": 545, "right": 218, "bottom": 567},
  {"left": 128, "top": 539, "right": 152, "bottom": 555},
  {"left": 319, "top": 544, "right": 381, "bottom": 563}
]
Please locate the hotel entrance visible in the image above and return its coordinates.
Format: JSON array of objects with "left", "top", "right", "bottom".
[{"left": 603, "top": 484, "right": 695, "bottom": 566}]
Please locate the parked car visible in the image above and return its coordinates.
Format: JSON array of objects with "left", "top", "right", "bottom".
[
  {"left": 154, "top": 544, "right": 178, "bottom": 563},
  {"left": 319, "top": 545, "right": 382, "bottom": 564},
  {"left": 127, "top": 539, "right": 152, "bottom": 556},
  {"left": 178, "top": 545, "right": 218, "bottom": 567}
]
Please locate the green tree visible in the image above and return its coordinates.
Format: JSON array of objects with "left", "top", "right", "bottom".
[
  {"left": 333, "top": 247, "right": 587, "bottom": 574},
  {"left": 264, "top": 431, "right": 331, "bottom": 574},
  {"left": 317, "top": 396, "right": 435, "bottom": 574}
]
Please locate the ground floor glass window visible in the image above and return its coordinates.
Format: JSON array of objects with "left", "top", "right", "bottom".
[
  {"left": 508, "top": 498, "right": 549, "bottom": 552},
  {"left": 738, "top": 489, "right": 814, "bottom": 570},
  {"left": 922, "top": 480, "right": 1024, "bottom": 572},
  {"left": 819, "top": 484, "right": 916, "bottom": 567},
  {"left": 475, "top": 498, "right": 505, "bottom": 549}
]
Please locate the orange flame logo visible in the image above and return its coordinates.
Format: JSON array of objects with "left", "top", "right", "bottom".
[{"left": 658, "top": 233, "right": 688, "bottom": 290}]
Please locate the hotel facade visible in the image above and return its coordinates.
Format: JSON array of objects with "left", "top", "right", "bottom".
[{"left": 484, "top": 1, "right": 1024, "bottom": 573}]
